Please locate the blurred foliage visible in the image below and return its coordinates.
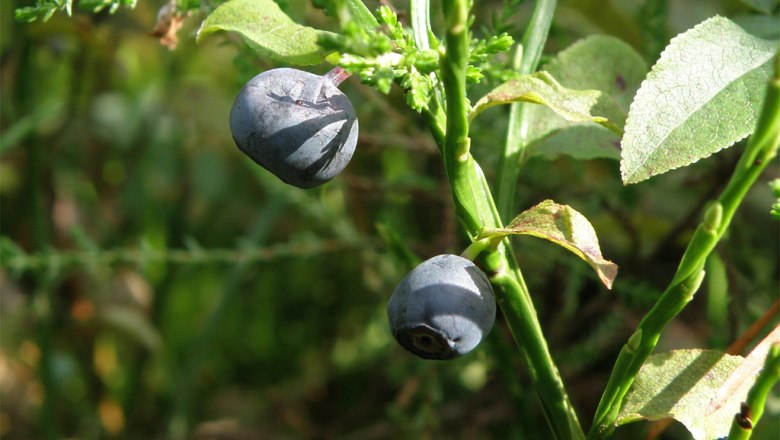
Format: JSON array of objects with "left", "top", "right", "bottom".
[{"left": 1, "top": 0, "right": 778, "bottom": 439}]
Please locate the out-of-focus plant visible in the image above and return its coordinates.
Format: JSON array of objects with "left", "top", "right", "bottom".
[{"left": 4, "top": 0, "right": 779, "bottom": 439}]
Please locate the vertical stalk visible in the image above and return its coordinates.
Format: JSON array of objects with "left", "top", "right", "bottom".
[
  {"left": 440, "top": 0, "right": 482, "bottom": 234},
  {"left": 588, "top": 50, "right": 780, "bottom": 439},
  {"left": 437, "top": 1, "right": 583, "bottom": 438},
  {"left": 496, "top": 0, "right": 556, "bottom": 221},
  {"left": 489, "top": 259, "right": 586, "bottom": 440},
  {"left": 410, "top": 0, "right": 432, "bottom": 50}
]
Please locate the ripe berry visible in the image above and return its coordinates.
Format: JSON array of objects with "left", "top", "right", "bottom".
[
  {"left": 387, "top": 254, "right": 496, "bottom": 360},
  {"left": 230, "top": 68, "right": 358, "bottom": 188}
]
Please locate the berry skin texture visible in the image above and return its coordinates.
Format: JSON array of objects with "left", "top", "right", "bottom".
[
  {"left": 230, "top": 68, "right": 359, "bottom": 188},
  {"left": 387, "top": 254, "right": 497, "bottom": 360}
]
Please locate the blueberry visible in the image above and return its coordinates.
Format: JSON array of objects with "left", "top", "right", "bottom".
[
  {"left": 387, "top": 254, "right": 497, "bottom": 360},
  {"left": 229, "top": 68, "right": 359, "bottom": 188}
]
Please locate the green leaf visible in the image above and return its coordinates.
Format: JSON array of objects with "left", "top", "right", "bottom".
[
  {"left": 617, "top": 349, "right": 750, "bottom": 440},
  {"left": 480, "top": 200, "right": 618, "bottom": 289},
  {"left": 453, "top": 156, "right": 503, "bottom": 237},
  {"left": 620, "top": 16, "right": 777, "bottom": 184},
  {"left": 14, "top": 0, "right": 73, "bottom": 22},
  {"left": 344, "top": 0, "right": 378, "bottom": 32},
  {"left": 523, "top": 35, "right": 648, "bottom": 161},
  {"left": 470, "top": 71, "right": 624, "bottom": 136},
  {"left": 196, "top": 0, "right": 336, "bottom": 66},
  {"left": 313, "top": 0, "right": 377, "bottom": 31}
]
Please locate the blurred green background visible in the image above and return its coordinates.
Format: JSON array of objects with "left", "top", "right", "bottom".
[{"left": 1, "top": 0, "right": 778, "bottom": 438}]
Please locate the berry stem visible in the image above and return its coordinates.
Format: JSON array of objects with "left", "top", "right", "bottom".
[
  {"left": 325, "top": 67, "right": 351, "bottom": 87},
  {"left": 460, "top": 237, "right": 491, "bottom": 261}
]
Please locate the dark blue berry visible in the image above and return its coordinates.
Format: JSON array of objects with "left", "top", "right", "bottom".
[
  {"left": 230, "top": 68, "right": 358, "bottom": 188},
  {"left": 387, "top": 254, "right": 496, "bottom": 360}
]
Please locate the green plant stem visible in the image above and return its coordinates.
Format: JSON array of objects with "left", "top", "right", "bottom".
[
  {"left": 490, "top": 265, "right": 586, "bottom": 440},
  {"left": 437, "top": 1, "right": 583, "bottom": 438},
  {"left": 727, "top": 343, "right": 780, "bottom": 440},
  {"left": 496, "top": 53, "right": 530, "bottom": 223},
  {"left": 518, "top": 0, "right": 556, "bottom": 77},
  {"left": 588, "top": 49, "right": 780, "bottom": 439},
  {"left": 496, "top": 0, "right": 556, "bottom": 221},
  {"left": 410, "top": 0, "right": 432, "bottom": 50},
  {"left": 440, "top": 0, "right": 480, "bottom": 233},
  {"left": 410, "top": 0, "right": 446, "bottom": 132}
]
